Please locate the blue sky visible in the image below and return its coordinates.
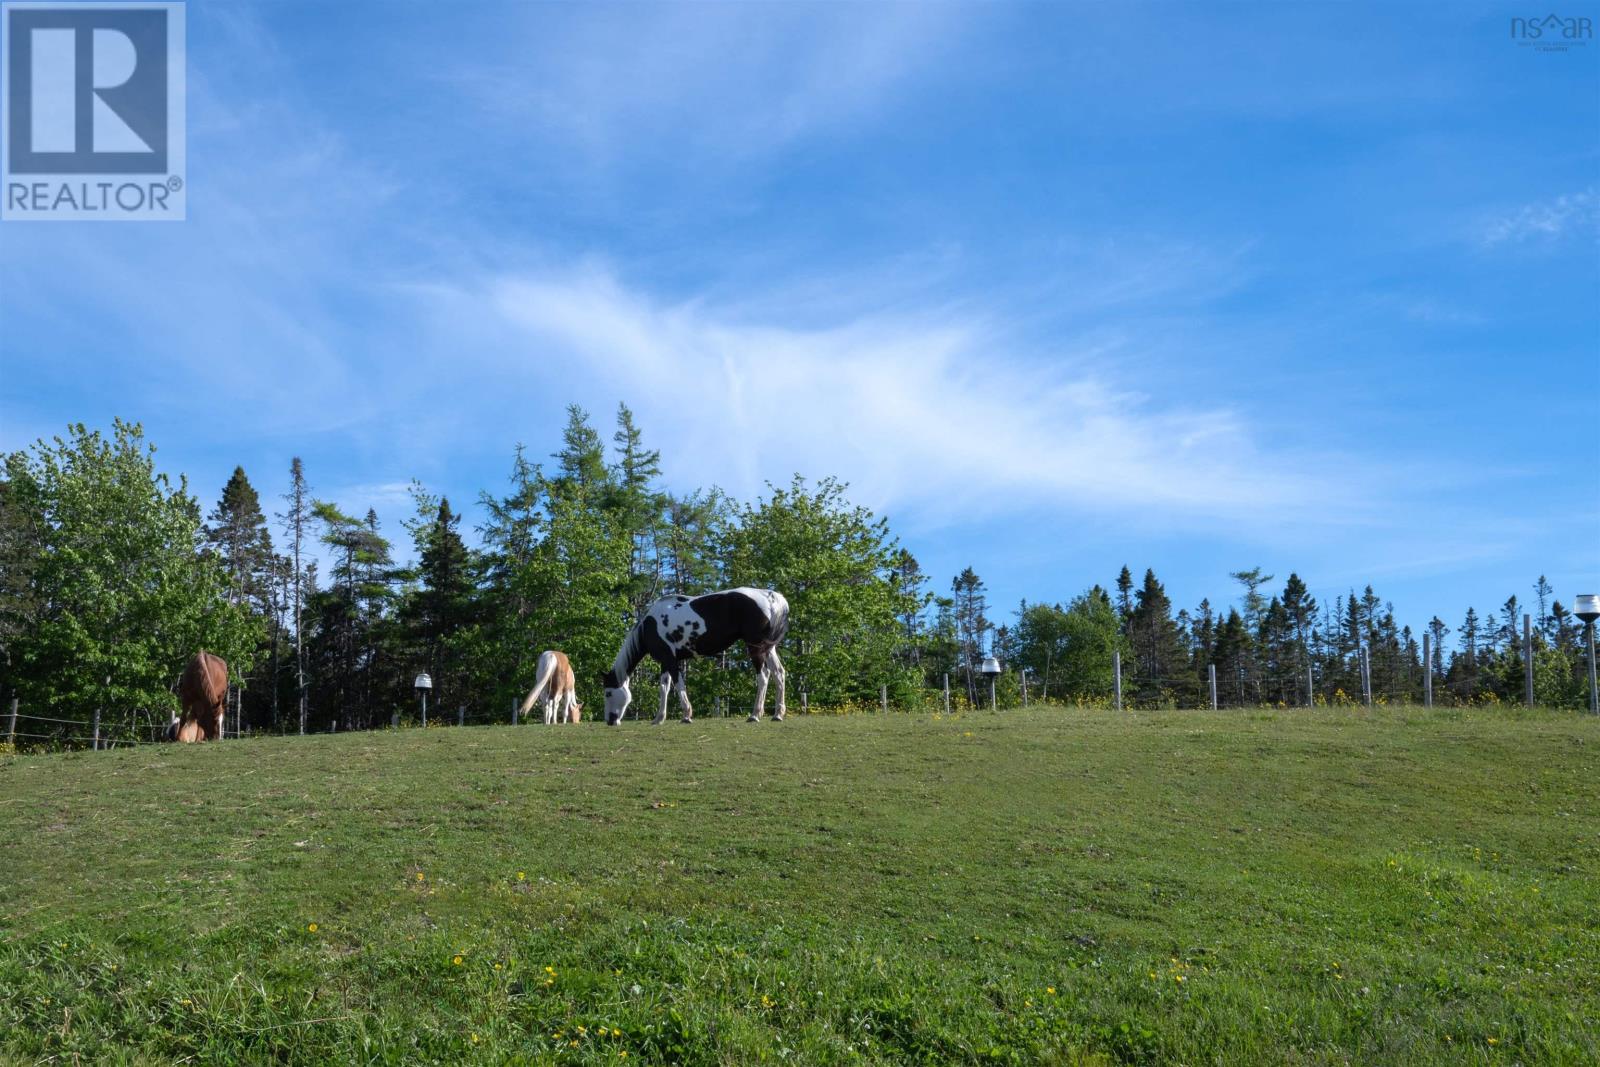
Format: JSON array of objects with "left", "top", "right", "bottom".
[{"left": 2, "top": 1, "right": 1597, "bottom": 635}]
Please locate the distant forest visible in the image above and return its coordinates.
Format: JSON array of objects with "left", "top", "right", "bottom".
[{"left": 1, "top": 412, "right": 1593, "bottom": 741}]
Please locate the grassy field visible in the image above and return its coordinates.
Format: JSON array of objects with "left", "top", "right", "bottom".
[{"left": 2, "top": 706, "right": 1597, "bottom": 1065}]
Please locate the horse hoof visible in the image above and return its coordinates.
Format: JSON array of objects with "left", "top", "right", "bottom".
[
  {"left": 773, "top": 714, "right": 784, "bottom": 722},
  {"left": 746, "top": 715, "right": 760, "bottom": 723}
]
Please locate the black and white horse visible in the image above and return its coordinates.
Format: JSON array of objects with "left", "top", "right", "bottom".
[{"left": 602, "top": 587, "right": 790, "bottom": 726}]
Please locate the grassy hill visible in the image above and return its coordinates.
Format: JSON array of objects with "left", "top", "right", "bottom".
[{"left": 3, "top": 706, "right": 1598, "bottom": 1064}]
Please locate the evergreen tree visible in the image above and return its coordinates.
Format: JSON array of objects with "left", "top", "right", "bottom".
[
  {"left": 279, "top": 457, "right": 313, "bottom": 734},
  {"left": 1127, "top": 568, "right": 1186, "bottom": 703},
  {"left": 1115, "top": 566, "right": 1134, "bottom": 627},
  {"left": 405, "top": 497, "right": 477, "bottom": 714},
  {"left": 609, "top": 403, "right": 666, "bottom": 616},
  {"left": 951, "top": 567, "right": 990, "bottom": 706}
]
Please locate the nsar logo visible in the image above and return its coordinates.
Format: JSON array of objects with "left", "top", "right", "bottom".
[
  {"left": 1510, "top": 12, "right": 1593, "bottom": 51},
  {"left": 3, "top": 1, "right": 185, "bottom": 221}
]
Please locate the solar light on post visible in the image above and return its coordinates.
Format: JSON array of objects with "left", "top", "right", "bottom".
[
  {"left": 414, "top": 672, "right": 432, "bottom": 727},
  {"left": 1575, "top": 595, "right": 1600, "bottom": 715},
  {"left": 980, "top": 657, "right": 1002, "bottom": 711}
]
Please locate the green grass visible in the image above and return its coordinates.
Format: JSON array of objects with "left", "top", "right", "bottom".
[{"left": 2, "top": 706, "right": 1598, "bottom": 1065}]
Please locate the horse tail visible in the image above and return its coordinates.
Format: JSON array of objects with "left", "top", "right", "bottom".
[{"left": 519, "top": 651, "right": 557, "bottom": 716}]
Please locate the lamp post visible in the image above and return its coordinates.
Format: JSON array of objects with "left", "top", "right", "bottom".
[
  {"left": 414, "top": 672, "right": 432, "bottom": 727},
  {"left": 980, "top": 657, "right": 1002, "bottom": 711},
  {"left": 1575, "top": 595, "right": 1599, "bottom": 715}
]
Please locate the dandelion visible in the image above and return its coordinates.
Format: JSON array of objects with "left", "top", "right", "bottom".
[
  {"left": 612, "top": 1028, "right": 622, "bottom": 1037},
  {"left": 545, "top": 966, "right": 556, "bottom": 975},
  {"left": 517, "top": 871, "right": 526, "bottom": 880},
  {"left": 494, "top": 963, "right": 502, "bottom": 971},
  {"left": 453, "top": 955, "right": 464, "bottom": 966},
  {"left": 1488, "top": 1037, "right": 1499, "bottom": 1045},
  {"left": 570, "top": 1040, "right": 580, "bottom": 1048},
  {"left": 416, "top": 872, "right": 425, "bottom": 882},
  {"left": 470, "top": 1033, "right": 480, "bottom": 1045},
  {"left": 307, "top": 923, "right": 318, "bottom": 933},
  {"left": 577, "top": 1026, "right": 587, "bottom": 1035},
  {"left": 1174, "top": 974, "right": 1186, "bottom": 983},
  {"left": 553, "top": 1031, "right": 564, "bottom": 1039},
  {"left": 1046, "top": 987, "right": 1056, "bottom": 996},
  {"left": 620, "top": 1053, "right": 628, "bottom": 1060}
]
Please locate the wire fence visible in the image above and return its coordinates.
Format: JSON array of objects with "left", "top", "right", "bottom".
[{"left": 4, "top": 622, "right": 1589, "bottom": 754}]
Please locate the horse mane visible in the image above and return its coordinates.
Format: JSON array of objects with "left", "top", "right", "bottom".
[{"left": 610, "top": 620, "right": 645, "bottom": 684}]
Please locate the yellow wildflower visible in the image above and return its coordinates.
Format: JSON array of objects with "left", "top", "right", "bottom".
[
  {"left": 452, "top": 955, "right": 464, "bottom": 966},
  {"left": 517, "top": 871, "right": 526, "bottom": 880},
  {"left": 307, "top": 923, "right": 318, "bottom": 933},
  {"left": 1046, "top": 987, "right": 1056, "bottom": 995}
]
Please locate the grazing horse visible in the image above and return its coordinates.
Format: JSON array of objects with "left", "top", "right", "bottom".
[
  {"left": 602, "top": 587, "right": 789, "bottom": 726},
  {"left": 519, "top": 650, "right": 582, "bottom": 724},
  {"left": 172, "top": 651, "right": 228, "bottom": 742}
]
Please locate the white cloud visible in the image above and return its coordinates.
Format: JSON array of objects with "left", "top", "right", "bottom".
[
  {"left": 412, "top": 265, "right": 1354, "bottom": 529},
  {"left": 1481, "top": 188, "right": 1600, "bottom": 246}
]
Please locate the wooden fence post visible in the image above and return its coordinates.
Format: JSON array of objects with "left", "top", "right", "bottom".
[
  {"left": 457, "top": 705, "right": 465, "bottom": 727},
  {"left": 93, "top": 707, "right": 101, "bottom": 751},
  {"left": 801, "top": 690, "right": 808, "bottom": 715},
  {"left": 1361, "top": 648, "right": 1373, "bottom": 707},
  {"left": 880, "top": 685, "right": 888, "bottom": 714},
  {"left": 1307, "top": 663, "right": 1315, "bottom": 708},
  {"left": 511, "top": 697, "right": 518, "bottom": 726},
  {"left": 1021, "top": 670, "right": 1028, "bottom": 706},
  {"left": 942, "top": 674, "right": 950, "bottom": 714},
  {"left": 1113, "top": 650, "right": 1123, "bottom": 712},
  {"left": 1208, "top": 664, "right": 1218, "bottom": 710},
  {"left": 6, "top": 697, "right": 16, "bottom": 745}
]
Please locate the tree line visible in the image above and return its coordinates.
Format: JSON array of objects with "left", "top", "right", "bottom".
[{"left": 0, "top": 414, "right": 1593, "bottom": 742}]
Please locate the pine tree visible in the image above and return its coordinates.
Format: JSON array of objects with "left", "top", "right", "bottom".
[
  {"left": 1127, "top": 569, "right": 1186, "bottom": 703},
  {"left": 280, "top": 457, "right": 313, "bottom": 734},
  {"left": 610, "top": 403, "right": 665, "bottom": 616},
  {"left": 1115, "top": 566, "right": 1134, "bottom": 628},
  {"left": 555, "top": 404, "right": 608, "bottom": 493},
  {"left": 951, "top": 567, "right": 990, "bottom": 706},
  {"left": 407, "top": 498, "right": 476, "bottom": 713}
]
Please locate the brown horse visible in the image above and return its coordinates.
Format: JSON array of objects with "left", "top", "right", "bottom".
[{"left": 171, "top": 651, "right": 228, "bottom": 742}]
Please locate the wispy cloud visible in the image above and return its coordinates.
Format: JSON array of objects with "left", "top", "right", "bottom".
[
  {"left": 1481, "top": 187, "right": 1600, "bottom": 246},
  {"left": 411, "top": 265, "right": 1358, "bottom": 530},
  {"left": 435, "top": 3, "right": 968, "bottom": 173}
]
